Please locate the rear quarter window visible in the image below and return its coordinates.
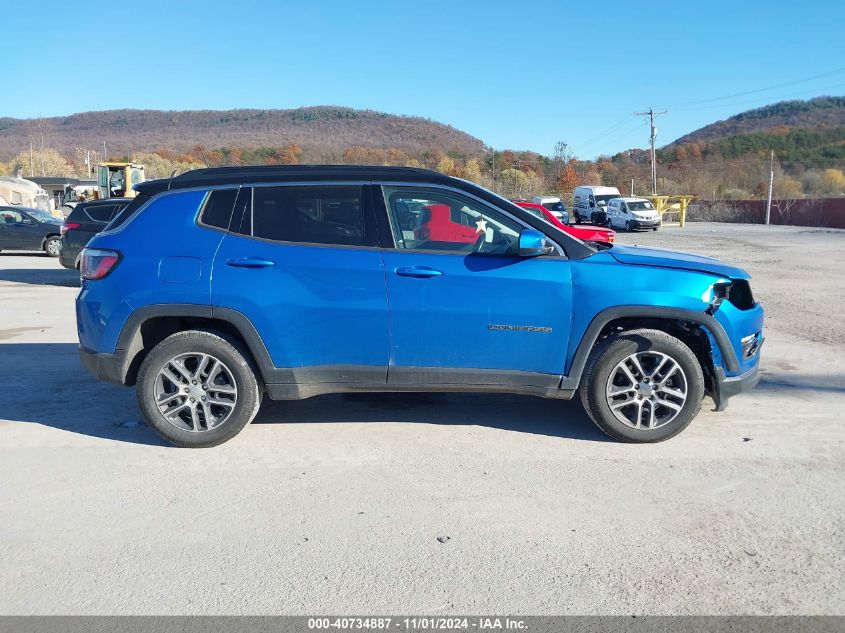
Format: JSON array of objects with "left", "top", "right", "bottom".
[
  {"left": 199, "top": 189, "right": 238, "bottom": 231},
  {"left": 104, "top": 194, "right": 150, "bottom": 231},
  {"left": 65, "top": 206, "right": 87, "bottom": 222},
  {"left": 85, "top": 204, "right": 118, "bottom": 223}
]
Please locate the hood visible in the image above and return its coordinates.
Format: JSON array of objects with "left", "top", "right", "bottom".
[{"left": 609, "top": 244, "right": 750, "bottom": 279}]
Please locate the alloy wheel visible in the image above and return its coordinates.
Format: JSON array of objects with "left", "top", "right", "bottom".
[
  {"left": 154, "top": 352, "right": 238, "bottom": 432},
  {"left": 605, "top": 351, "right": 688, "bottom": 429}
]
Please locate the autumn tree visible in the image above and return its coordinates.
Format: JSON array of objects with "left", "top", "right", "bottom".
[
  {"left": 462, "top": 158, "right": 483, "bottom": 183},
  {"left": 435, "top": 155, "right": 457, "bottom": 176},
  {"left": 385, "top": 149, "right": 409, "bottom": 166},
  {"left": 132, "top": 152, "right": 204, "bottom": 179},
  {"left": 555, "top": 164, "right": 578, "bottom": 193},
  {"left": 228, "top": 147, "right": 243, "bottom": 165},
  {"left": 818, "top": 168, "right": 845, "bottom": 195},
  {"left": 278, "top": 143, "right": 302, "bottom": 165},
  {"left": 5, "top": 148, "right": 74, "bottom": 178}
]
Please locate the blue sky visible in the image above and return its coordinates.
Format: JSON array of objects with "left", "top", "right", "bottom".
[{"left": 7, "top": 0, "right": 845, "bottom": 159}]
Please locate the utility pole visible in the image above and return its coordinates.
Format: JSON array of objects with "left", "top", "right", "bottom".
[
  {"left": 630, "top": 178, "right": 634, "bottom": 196},
  {"left": 635, "top": 108, "right": 667, "bottom": 195},
  {"left": 765, "top": 150, "right": 774, "bottom": 225},
  {"left": 103, "top": 140, "right": 107, "bottom": 162}
]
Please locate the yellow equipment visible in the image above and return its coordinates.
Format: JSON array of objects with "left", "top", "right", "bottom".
[
  {"left": 97, "top": 162, "right": 145, "bottom": 199},
  {"left": 643, "top": 195, "right": 698, "bottom": 227}
]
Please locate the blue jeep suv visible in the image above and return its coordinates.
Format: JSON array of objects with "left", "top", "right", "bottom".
[{"left": 77, "top": 166, "right": 763, "bottom": 447}]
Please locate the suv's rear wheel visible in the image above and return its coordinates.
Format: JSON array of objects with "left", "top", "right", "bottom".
[
  {"left": 136, "top": 330, "right": 262, "bottom": 447},
  {"left": 580, "top": 329, "right": 704, "bottom": 442}
]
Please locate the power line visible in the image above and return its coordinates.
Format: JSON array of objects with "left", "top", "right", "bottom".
[
  {"left": 670, "top": 81, "right": 845, "bottom": 114},
  {"left": 570, "top": 116, "right": 633, "bottom": 153},
  {"left": 575, "top": 119, "right": 644, "bottom": 158},
  {"left": 662, "top": 67, "right": 845, "bottom": 109}
]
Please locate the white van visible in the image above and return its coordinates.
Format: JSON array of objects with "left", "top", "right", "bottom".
[
  {"left": 607, "top": 197, "right": 661, "bottom": 231},
  {"left": 531, "top": 195, "right": 569, "bottom": 225},
  {"left": 572, "top": 186, "right": 621, "bottom": 224}
]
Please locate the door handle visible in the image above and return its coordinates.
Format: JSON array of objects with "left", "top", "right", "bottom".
[
  {"left": 226, "top": 257, "right": 275, "bottom": 269},
  {"left": 394, "top": 266, "right": 442, "bottom": 279}
]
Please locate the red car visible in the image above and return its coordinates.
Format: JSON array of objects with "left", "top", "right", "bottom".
[
  {"left": 514, "top": 201, "right": 615, "bottom": 243},
  {"left": 414, "top": 203, "right": 479, "bottom": 243}
]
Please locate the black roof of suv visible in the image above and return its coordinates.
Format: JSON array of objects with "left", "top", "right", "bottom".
[
  {"left": 136, "top": 165, "right": 455, "bottom": 196},
  {"left": 66, "top": 197, "right": 131, "bottom": 220},
  {"left": 132, "top": 165, "right": 595, "bottom": 259}
]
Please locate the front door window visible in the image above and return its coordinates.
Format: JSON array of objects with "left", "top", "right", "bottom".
[{"left": 382, "top": 186, "right": 521, "bottom": 256}]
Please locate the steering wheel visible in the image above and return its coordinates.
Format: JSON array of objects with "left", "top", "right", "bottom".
[
  {"left": 472, "top": 232, "right": 488, "bottom": 253},
  {"left": 473, "top": 231, "right": 511, "bottom": 255}
]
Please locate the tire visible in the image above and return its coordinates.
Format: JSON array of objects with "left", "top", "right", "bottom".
[
  {"left": 136, "top": 330, "right": 263, "bottom": 447},
  {"left": 579, "top": 329, "right": 704, "bottom": 443},
  {"left": 652, "top": 227, "right": 659, "bottom": 231},
  {"left": 625, "top": 220, "right": 633, "bottom": 231},
  {"left": 44, "top": 236, "right": 62, "bottom": 257}
]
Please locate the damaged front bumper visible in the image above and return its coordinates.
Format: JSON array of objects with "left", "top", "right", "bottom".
[{"left": 712, "top": 362, "right": 761, "bottom": 412}]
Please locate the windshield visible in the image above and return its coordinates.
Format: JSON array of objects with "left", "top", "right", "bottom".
[
  {"left": 542, "top": 201, "right": 565, "bottom": 212},
  {"left": 628, "top": 201, "right": 654, "bottom": 211},
  {"left": 23, "top": 208, "right": 57, "bottom": 223}
]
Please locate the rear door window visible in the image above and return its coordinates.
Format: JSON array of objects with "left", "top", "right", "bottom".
[
  {"left": 250, "top": 186, "right": 364, "bottom": 246},
  {"left": 104, "top": 193, "right": 150, "bottom": 231}
]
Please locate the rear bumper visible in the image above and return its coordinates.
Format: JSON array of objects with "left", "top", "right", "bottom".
[
  {"left": 79, "top": 345, "right": 126, "bottom": 385},
  {"left": 59, "top": 245, "right": 79, "bottom": 269},
  {"left": 712, "top": 363, "right": 760, "bottom": 412}
]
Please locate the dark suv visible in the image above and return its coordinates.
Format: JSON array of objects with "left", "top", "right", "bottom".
[
  {"left": 77, "top": 166, "right": 763, "bottom": 447},
  {"left": 60, "top": 198, "right": 129, "bottom": 269}
]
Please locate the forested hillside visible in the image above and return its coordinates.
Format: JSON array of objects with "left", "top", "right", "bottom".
[
  {"left": 2, "top": 99, "right": 844, "bottom": 201},
  {"left": 0, "top": 107, "right": 486, "bottom": 162},
  {"left": 672, "top": 97, "right": 845, "bottom": 144}
]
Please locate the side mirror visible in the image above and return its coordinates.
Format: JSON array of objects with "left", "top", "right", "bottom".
[
  {"left": 518, "top": 228, "right": 553, "bottom": 257},
  {"left": 589, "top": 201, "right": 595, "bottom": 208}
]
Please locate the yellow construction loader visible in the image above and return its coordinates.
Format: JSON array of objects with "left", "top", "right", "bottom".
[{"left": 97, "top": 162, "right": 145, "bottom": 199}]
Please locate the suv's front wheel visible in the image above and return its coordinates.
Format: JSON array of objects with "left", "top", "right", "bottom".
[
  {"left": 136, "top": 330, "right": 263, "bottom": 447},
  {"left": 580, "top": 329, "right": 704, "bottom": 442}
]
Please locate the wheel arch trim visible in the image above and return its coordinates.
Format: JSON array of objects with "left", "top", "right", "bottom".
[
  {"left": 114, "top": 304, "right": 276, "bottom": 385},
  {"left": 560, "top": 305, "right": 739, "bottom": 390}
]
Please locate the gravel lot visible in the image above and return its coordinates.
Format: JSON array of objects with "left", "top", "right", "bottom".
[{"left": 1, "top": 222, "right": 843, "bottom": 615}]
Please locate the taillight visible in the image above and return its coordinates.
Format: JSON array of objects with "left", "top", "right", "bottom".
[
  {"left": 80, "top": 248, "right": 121, "bottom": 280},
  {"left": 607, "top": 233, "right": 615, "bottom": 243},
  {"left": 61, "top": 222, "right": 80, "bottom": 236}
]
